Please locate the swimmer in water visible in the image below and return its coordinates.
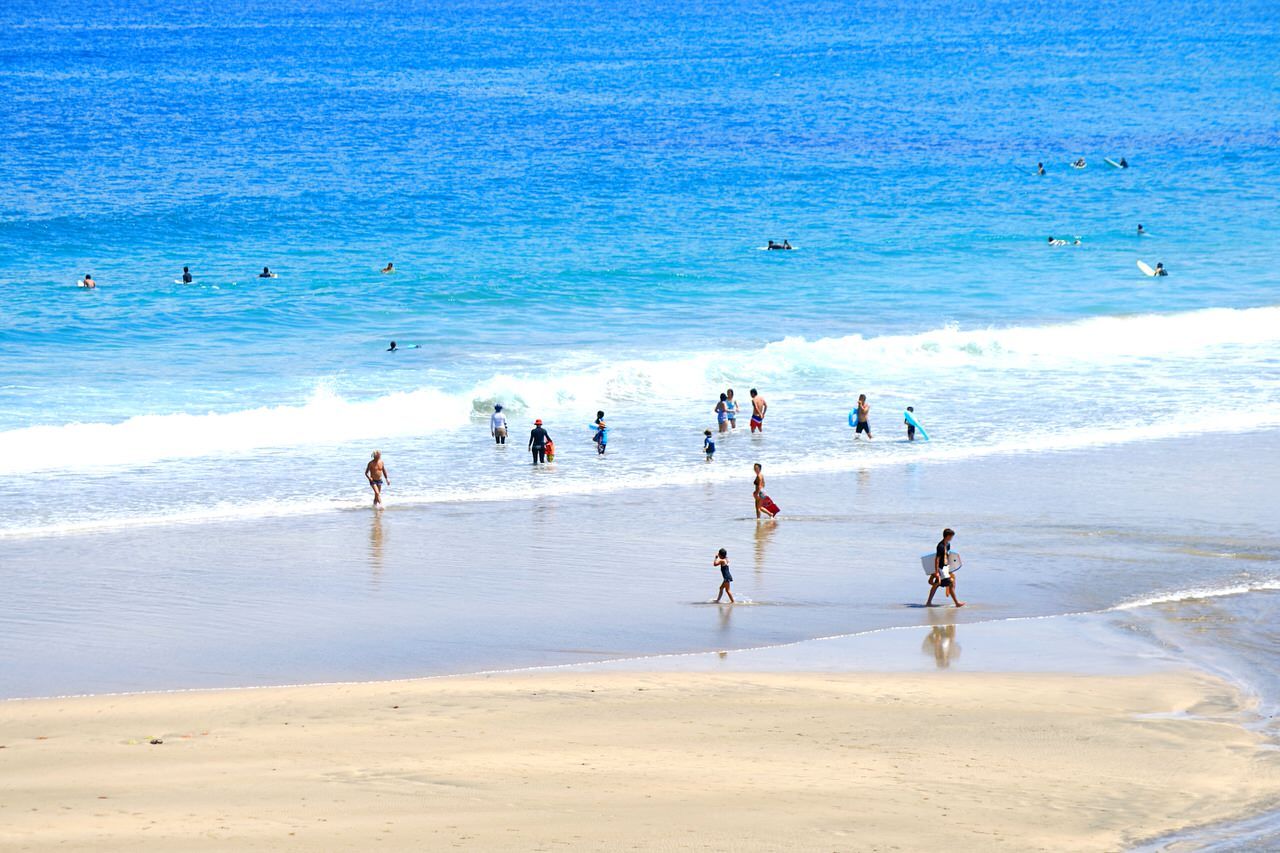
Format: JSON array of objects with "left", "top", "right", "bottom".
[
  {"left": 1154, "top": 262, "right": 1167, "bottom": 276},
  {"left": 1036, "top": 162, "right": 1045, "bottom": 175},
  {"left": 387, "top": 341, "right": 398, "bottom": 352},
  {"left": 1137, "top": 224, "right": 1146, "bottom": 235},
  {"left": 491, "top": 404, "right": 508, "bottom": 445},
  {"left": 1072, "top": 158, "right": 1086, "bottom": 168},
  {"left": 79, "top": 273, "right": 96, "bottom": 288},
  {"left": 181, "top": 266, "right": 193, "bottom": 283},
  {"left": 1119, "top": 157, "right": 1129, "bottom": 168},
  {"left": 381, "top": 262, "right": 395, "bottom": 274},
  {"left": 854, "top": 394, "right": 872, "bottom": 440},
  {"left": 782, "top": 239, "right": 793, "bottom": 250},
  {"left": 1048, "top": 237, "right": 1068, "bottom": 247},
  {"left": 259, "top": 266, "right": 275, "bottom": 278}
]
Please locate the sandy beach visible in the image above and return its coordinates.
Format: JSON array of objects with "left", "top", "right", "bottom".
[{"left": 3, "top": 666, "right": 1277, "bottom": 851}]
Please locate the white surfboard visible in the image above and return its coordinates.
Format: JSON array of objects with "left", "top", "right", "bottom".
[
  {"left": 921, "top": 553, "right": 962, "bottom": 575},
  {"left": 1137, "top": 260, "right": 1156, "bottom": 276},
  {"left": 1104, "top": 158, "right": 1125, "bottom": 169}
]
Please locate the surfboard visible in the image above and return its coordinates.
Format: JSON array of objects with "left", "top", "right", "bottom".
[
  {"left": 174, "top": 279, "right": 195, "bottom": 284},
  {"left": 848, "top": 409, "right": 857, "bottom": 428},
  {"left": 1137, "top": 260, "right": 1156, "bottom": 276},
  {"left": 76, "top": 280, "right": 94, "bottom": 288},
  {"left": 903, "top": 410, "right": 930, "bottom": 441},
  {"left": 1105, "top": 158, "right": 1125, "bottom": 169},
  {"left": 921, "top": 553, "right": 962, "bottom": 575}
]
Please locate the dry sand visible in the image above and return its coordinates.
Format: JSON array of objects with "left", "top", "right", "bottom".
[{"left": 2, "top": 669, "right": 1277, "bottom": 851}]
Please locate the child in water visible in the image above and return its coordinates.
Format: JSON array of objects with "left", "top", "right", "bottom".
[
  {"left": 703, "top": 429, "right": 715, "bottom": 461},
  {"left": 593, "top": 410, "right": 607, "bottom": 455},
  {"left": 713, "top": 548, "right": 734, "bottom": 603},
  {"left": 905, "top": 406, "right": 916, "bottom": 441}
]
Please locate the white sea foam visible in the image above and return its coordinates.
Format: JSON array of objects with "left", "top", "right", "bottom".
[
  {"left": 1113, "top": 579, "right": 1280, "bottom": 611},
  {"left": 0, "top": 304, "right": 1276, "bottom": 477}
]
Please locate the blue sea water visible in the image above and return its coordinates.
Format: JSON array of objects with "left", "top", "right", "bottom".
[
  {"left": 1, "top": 0, "right": 1278, "bottom": 533},
  {"left": 1, "top": 0, "right": 1280, "bottom": 708}
]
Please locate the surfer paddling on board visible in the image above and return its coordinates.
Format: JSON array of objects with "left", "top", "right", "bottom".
[
  {"left": 79, "top": 273, "right": 96, "bottom": 289},
  {"left": 365, "top": 450, "right": 389, "bottom": 508},
  {"left": 749, "top": 389, "right": 767, "bottom": 433},
  {"left": 1137, "top": 224, "right": 1146, "bottom": 236},
  {"left": 926, "top": 528, "right": 965, "bottom": 607},
  {"left": 854, "top": 394, "right": 872, "bottom": 439},
  {"left": 258, "top": 266, "right": 276, "bottom": 278},
  {"left": 181, "top": 266, "right": 193, "bottom": 283},
  {"left": 713, "top": 548, "right": 734, "bottom": 603}
]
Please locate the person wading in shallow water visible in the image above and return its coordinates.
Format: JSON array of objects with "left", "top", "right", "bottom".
[
  {"left": 713, "top": 548, "right": 734, "bottom": 603},
  {"left": 365, "top": 450, "right": 389, "bottom": 508},
  {"left": 529, "top": 419, "right": 550, "bottom": 464}
]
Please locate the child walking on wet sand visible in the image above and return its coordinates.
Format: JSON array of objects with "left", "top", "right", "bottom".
[{"left": 714, "top": 548, "right": 734, "bottom": 602}]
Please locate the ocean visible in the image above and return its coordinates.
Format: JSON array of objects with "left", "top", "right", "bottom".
[{"left": 2, "top": 0, "right": 1279, "bottom": 739}]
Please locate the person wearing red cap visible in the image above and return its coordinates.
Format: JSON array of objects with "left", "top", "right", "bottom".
[{"left": 528, "top": 419, "right": 551, "bottom": 464}]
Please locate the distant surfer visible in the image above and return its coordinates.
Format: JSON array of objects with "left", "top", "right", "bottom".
[
  {"left": 386, "top": 341, "right": 418, "bottom": 351},
  {"left": 713, "top": 548, "right": 734, "bottom": 603},
  {"left": 854, "top": 394, "right": 872, "bottom": 440},
  {"left": 529, "top": 419, "right": 550, "bottom": 464},
  {"left": 381, "top": 262, "right": 395, "bottom": 274},
  {"left": 259, "top": 266, "right": 275, "bottom": 278},
  {"left": 716, "top": 393, "right": 729, "bottom": 433},
  {"left": 1137, "top": 224, "right": 1146, "bottom": 236},
  {"left": 1154, "top": 262, "right": 1167, "bottom": 276},
  {"left": 753, "top": 463, "right": 766, "bottom": 519},
  {"left": 491, "top": 404, "right": 508, "bottom": 445},
  {"left": 766, "top": 240, "right": 794, "bottom": 251},
  {"left": 387, "top": 341, "right": 397, "bottom": 352},
  {"left": 704, "top": 429, "right": 715, "bottom": 461},
  {"left": 78, "top": 273, "right": 96, "bottom": 289},
  {"left": 767, "top": 240, "right": 782, "bottom": 250},
  {"left": 364, "top": 450, "right": 389, "bottom": 508},
  {"left": 926, "top": 528, "right": 964, "bottom": 607},
  {"left": 592, "top": 410, "right": 607, "bottom": 455},
  {"left": 749, "top": 389, "right": 767, "bottom": 433},
  {"left": 1119, "top": 157, "right": 1129, "bottom": 168},
  {"left": 181, "top": 266, "right": 193, "bottom": 283},
  {"left": 1071, "top": 158, "right": 1086, "bottom": 169},
  {"left": 1048, "top": 237, "right": 1068, "bottom": 246},
  {"left": 782, "top": 239, "right": 792, "bottom": 250},
  {"left": 905, "top": 406, "right": 917, "bottom": 441},
  {"left": 1036, "top": 162, "right": 1045, "bottom": 175},
  {"left": 725, "top": 389, "right": 739, "bottom": 429}
]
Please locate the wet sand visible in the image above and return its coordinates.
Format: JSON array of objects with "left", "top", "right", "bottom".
[{"left": 2, "top": 666, "right": 1278, "bottom": 851}]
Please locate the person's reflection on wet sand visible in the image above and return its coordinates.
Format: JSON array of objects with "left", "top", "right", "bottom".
[
  {"left": 922, "top": 624, "right": 961, "bottom": 669},
  {"left": 754, "top": 518, "right": 777, "bottom": 576},
  {"left": 369, "top": 512, "right": 385, "bottom": 584}
]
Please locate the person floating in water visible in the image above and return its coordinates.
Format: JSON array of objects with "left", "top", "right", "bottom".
[
  {"left": 766, "top": 239, "right": 794, "bottom": 251},
  {"left": 1036, "top": 162, "right": 1045, "bottom": 175},
  {"left": 749, "top": 388, "right": 766, "bottom": 433},
  {"left": 1119, "top": 157, "right": 1129, "bottom": 168},
  {"left": 926, "top": 527, "right": 964, "bottom": 607},
  {"left": 79, "top": 273, "right": 96, "bottom": 288},
  {"left": 381, "top": 262, "right": 395, "bottom": 274},
  {"left": 1154, "top": 262, "right": 1168, "bottom": 276},
  {"left": 713, "top": 548, "right": 734, "bottom": 603},
  {"left": 704, "top": 429, "right": 715, "bottom": 461},
  {"left": 1137, "top": 224, "right": 1146, "bottom": 236},
  {"left": 259, "top": 266, "right": 275, "bottom": 278},
  {"left": 181, "top": 266, "right": 193, "bottom": 283},
  {"left": 905, "top": 406, "right": 917, "bottom": 441},
  {"left": 491, "top": 404, "right": 507, "bottom": 445},
  {"left": 716, "top": 393, "right": 729, "bottom": 434},
  {"left": 386, "top": 341, "right": 419, "bottom": 351},
  {"left": 387, "top": 341, "right": 397, "bottom": 352},
  {"left": 364, "top": 450, "right": 389, "bottom": 508},
  {"left": 592, "top": 410, "right": 607, "bottom": 455},
  {"left": 725, "top": 388, "right": 739, "bottom": 429},
  {"left": 782, "top": 239, "right": 792, "bottom": 250},
  {"left": 854, "top": 393, "right": 872, "bottom": 440},
  {"left": 1048, "top": 236, "right": 1068, "bottom": 246},
  {"left": 1071, "top": 158, "right": 1086, "bottom": 169},
  {"left": 529, "top": 419, "right": 550, "bottom": 464}
]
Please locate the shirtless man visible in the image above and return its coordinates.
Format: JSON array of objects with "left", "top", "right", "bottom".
[
  {"left": 365, "top": 450, "right": 389, "bottom": 508},
  {"left": 749, "top": 388, "right": 767, "bottom": 433}
]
